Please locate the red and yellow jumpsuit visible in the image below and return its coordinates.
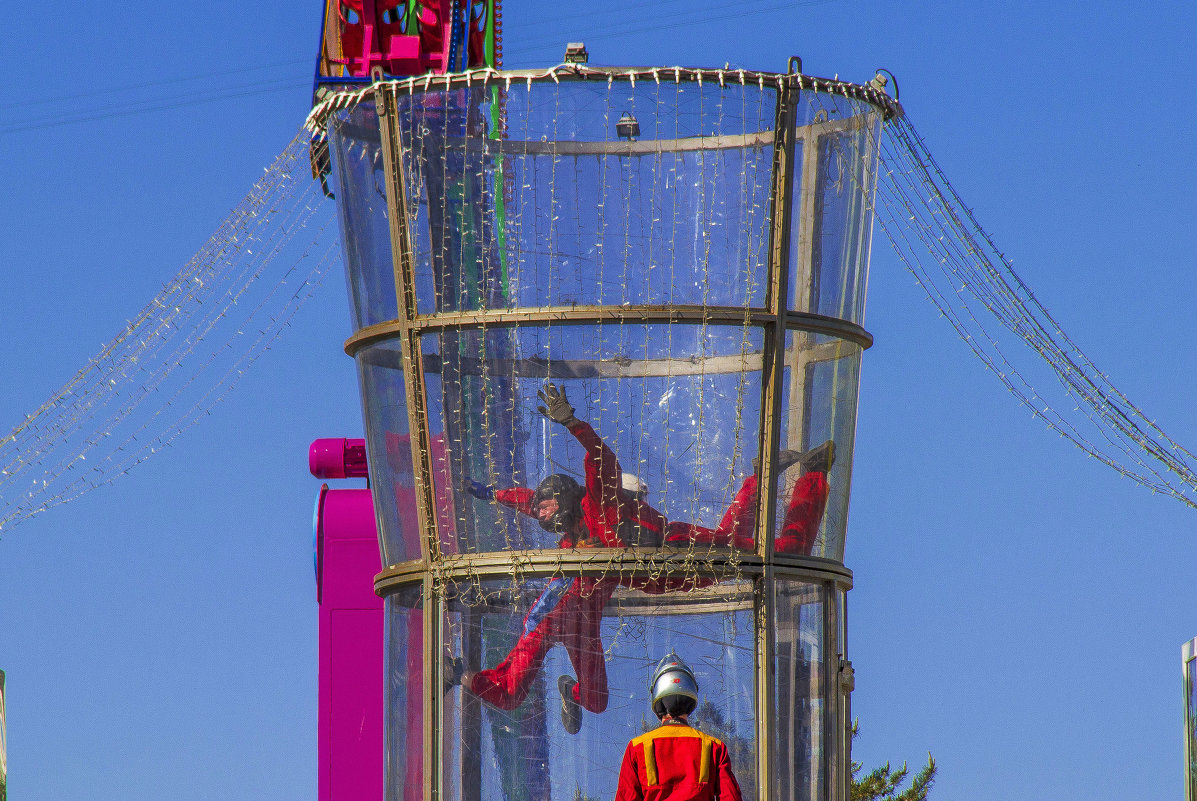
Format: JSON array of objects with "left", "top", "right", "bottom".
[{"left": 615, "top": 722, "right": 743, "bottom": 801}]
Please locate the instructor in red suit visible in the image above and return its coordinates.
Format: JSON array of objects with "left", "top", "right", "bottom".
[{"left": 615, "top": 652, "right": 743, "bottom": 801}]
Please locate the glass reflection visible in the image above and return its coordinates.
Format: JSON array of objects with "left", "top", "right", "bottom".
[
  {"left": 774, "top": 581, "right": 826, "bottom": 801},
  {"left": 419, "top": 324, "right": 764, "bottom": 556},
  {"left": 393, "top": 82, "right": 778, "bottom": 313},
  {"left": 328, "top": 104, "right": 399, "bottom": 329},
  {"left": 386, "top": 589, "right": 424, "bottom": 801},
  {"left": 437, "top": 577, "right": 756, "bottom": 801},
  {"left": 786, "top": 97, "right": 882, "bottom": 325},
  {"left": 356, "top": 342, "right": 419, "bottom": 565},
  {"left": 776, "top": 332, "right": 861, "bottom": 561}
]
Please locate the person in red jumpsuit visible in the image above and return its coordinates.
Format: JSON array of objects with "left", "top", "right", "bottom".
[
  {"left": 451, "top": 383, "right": 834, "bottom": 734},
  {"left": 450, "top": 382, "right": 644, "bottom": 734},
  {"left": 615, "top": 652, "right": 743, "bottom": 801}
]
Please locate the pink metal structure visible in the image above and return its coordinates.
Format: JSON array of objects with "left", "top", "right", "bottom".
[
  {"left": 316, "top": 0, "right": 500, "bottom": 81},
  {"left": 312, "top": 438, "right": 383, "bottom": 801}
]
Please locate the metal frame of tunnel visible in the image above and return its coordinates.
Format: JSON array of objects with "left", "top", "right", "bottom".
[{"left": 327, "top": 65, "right": 901, "bottom": 801}]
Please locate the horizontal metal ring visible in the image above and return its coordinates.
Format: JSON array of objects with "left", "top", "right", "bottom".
[
  {"left": 345, "top": 306, "right": 872, "bottom": 355},
  {"left": 373, "top": 547, "right": 853, "bottom": 597},
  {"left": 306, "top": 64, "right": 902, "bottom": 134}
]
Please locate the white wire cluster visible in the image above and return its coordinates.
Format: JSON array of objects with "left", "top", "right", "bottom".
[
  {"left": 871, "top": 112, "right": 1197, "bottom": 508},
  {"left": 0, "top": 128, "right": 341, "bottom": 534}
]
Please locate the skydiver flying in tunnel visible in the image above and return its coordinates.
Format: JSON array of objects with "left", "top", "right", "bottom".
[
  {"left": 449, "top": 382, "right": 629, "bottom": 735},
  {"left": 448, "top": 382, "right": 834, "bottom": 734}
]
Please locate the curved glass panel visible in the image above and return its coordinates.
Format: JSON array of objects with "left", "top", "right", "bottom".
[
  {"left": 786, "top": 95, "right": 882, "bottom": 324},
  {"left": 392, "top": 81, "right": 778, "bottom": 313},
  {"left": 772, "top": 580, "right": 828, "bottom": 801},
  {"left": 356, "top": 341, "right": 419, "bottom": 565},
  {"left": 386, "top": 588, "right": 424, "bottom": 801},
  {"left": 328, "top": 104, "right": 400, "bottom": 329},
  {"left": 433, "top": 576, "right": 757, "bottom": 801},
  {"left": 418, "top": 323, "right": 764, "bottom": 555},
  {"left": 774, "top": 333, "right": 861, "bottom": 562},
  {"left": 331, "top": 71, "right": 886, "bottom": 801}
]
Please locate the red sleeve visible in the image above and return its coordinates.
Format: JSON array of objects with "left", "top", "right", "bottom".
[
  {"left": 614, "top": 742, "right": 643, "bottom": 801},
  {"left": 714, "top": 742, "right": 742, "bottom": 801},
  {"left": 630, "top": 498, "right": 667, "bottom": 533},
  {"left": 568, "top": 419, "right": 625, "bottom": 539},
  {"left": 494, "top": 487, "right": 536, "bottom": 517},
  {"left": 567, "top": 420, "right": 623, "bottom": 497}
]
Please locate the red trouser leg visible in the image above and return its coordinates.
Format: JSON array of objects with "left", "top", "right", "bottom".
[
  {"left": 715, "top": 474, "right": 759, "bottom": 549},
  {"left": 775, "top": 472, "right": 829, "bottom": 555},
  {"left": 560, "top": 615, "right": 609, "bottom": 713},
  {"left": 560, "top": 580, "right": 612, "bottom": 713},
  {"left": 469, "top": 616, "right": 553, "bottom": 711},
  {"left": 663, "top": 520, "right": 716, "bottom": 545},
  {"left": 468, "top": 580, "right": 613, "bottom": 713},
  {"left": 663, "top": 475, "right": 759, "bottom": 548}
]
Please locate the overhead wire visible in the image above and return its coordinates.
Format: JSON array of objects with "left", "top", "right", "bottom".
[
  {"left": 2, "top": 7, "right": 1192, "bottom": 535},
  {"left": 866, "top": 110, "right": 1197, "bottom": 508},
  {"left": 2, "top": 58, "right": 310, "bottom": 112},
  {"left": 0, "top": 79, "right": 311, "bottom": 135},
  {"left": 500, "top": 0, "right": 842, "bottom": 64}
]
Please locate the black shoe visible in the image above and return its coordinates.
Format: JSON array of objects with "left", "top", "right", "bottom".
[
  {"left": 798, "top": 440, "right": 836, "bottom": 474},
  {"left": 756, "top": 445, "right": 825, "bottom": 474},
  {"left": 559, "top": 675, "right": 582, "bottom": 735},
  {"left": 776, "top": 449, "right": 804, "bottom": 471},
  {"left": 444, "top": 657, "right": 464, "bottom": 694}
]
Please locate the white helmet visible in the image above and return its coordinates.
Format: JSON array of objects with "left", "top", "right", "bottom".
[
  {"left": 649, "top": 651, "right": 699, "bottom": 718},
  {"left": 621, "top": 472, "right": 648, "bottom": 497}
]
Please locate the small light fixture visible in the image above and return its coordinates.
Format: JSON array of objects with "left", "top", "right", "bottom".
[
  {"left": 616, "top": 111, "right": 640, "bottom": 141},
  {"left": 564, "top": 42, "right": 588, "bottom": 64},
  {"left": 869, "top": 68, "right": 898, "bottom": 98}
]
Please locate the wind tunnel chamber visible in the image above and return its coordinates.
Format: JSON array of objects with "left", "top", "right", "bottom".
[{"left": 311, "top": 64, "right": 898, "bottom": 801}]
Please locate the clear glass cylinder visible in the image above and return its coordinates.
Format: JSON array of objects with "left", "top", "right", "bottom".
[{"left": 321, "top": 66, "right": 891, "bottom": 801}]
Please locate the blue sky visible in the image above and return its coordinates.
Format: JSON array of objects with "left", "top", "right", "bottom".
[{"left": 2, "top": 2, "right": 1195, "bottom": 799}]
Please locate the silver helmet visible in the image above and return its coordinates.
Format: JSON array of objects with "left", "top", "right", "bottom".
[{"left": 649, "top": 651, "right": 699, "bottom": 718}]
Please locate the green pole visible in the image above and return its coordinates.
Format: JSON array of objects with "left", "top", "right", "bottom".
[{"left": 1, "top": 668, "right": 7, "bottom": 801}]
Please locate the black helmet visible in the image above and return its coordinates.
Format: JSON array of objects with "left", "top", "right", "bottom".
[
  {"left": 649, "top": 651, "right": 699, "bottom": 719},
  {"left": 533, "top": 474, "right": 584, "bottom": 534}
]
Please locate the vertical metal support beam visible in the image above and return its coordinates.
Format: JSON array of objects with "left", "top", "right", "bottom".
[
  {"left": 376, "top": 81, "right": 444, "bottom": 801},
  {"left": 823, "top": 585, "right": 839, "bottom": 801},
  {"left": 813, "top": 583, "right": 855, "bottom": 801},
  {"left": 1183, "top": 639, "right": 1197, "bottom": 801},
  {"left": 421, "top": 573, "right": 442, "bottom": 801},
  {"left": 785, "top": 125, "right": 825, "bottom": 449},
  {"left": 756, "top": 74, "right": 800, "bottom": 801},
  {"left": 758, "top": 75, "right": 800, "bottom": 562},
  {"left": 839, "top": 591, "right": 853, "bottom": 801}
]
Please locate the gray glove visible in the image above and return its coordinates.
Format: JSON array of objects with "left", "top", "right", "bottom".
[{"left": 537, "top": 383, "right": 577, "bottom": 426}]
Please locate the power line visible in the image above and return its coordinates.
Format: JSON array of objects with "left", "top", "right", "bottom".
[
  {"left": 3, "top": 58, "right": 310, "bottom": 112},
  {"left": 0, "top": 80, "right": 310, "bottom": 135}
]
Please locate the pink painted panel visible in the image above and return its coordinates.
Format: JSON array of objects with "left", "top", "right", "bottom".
[{"left": 317, "top": 485, "right": 383, "bottom": 801}]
